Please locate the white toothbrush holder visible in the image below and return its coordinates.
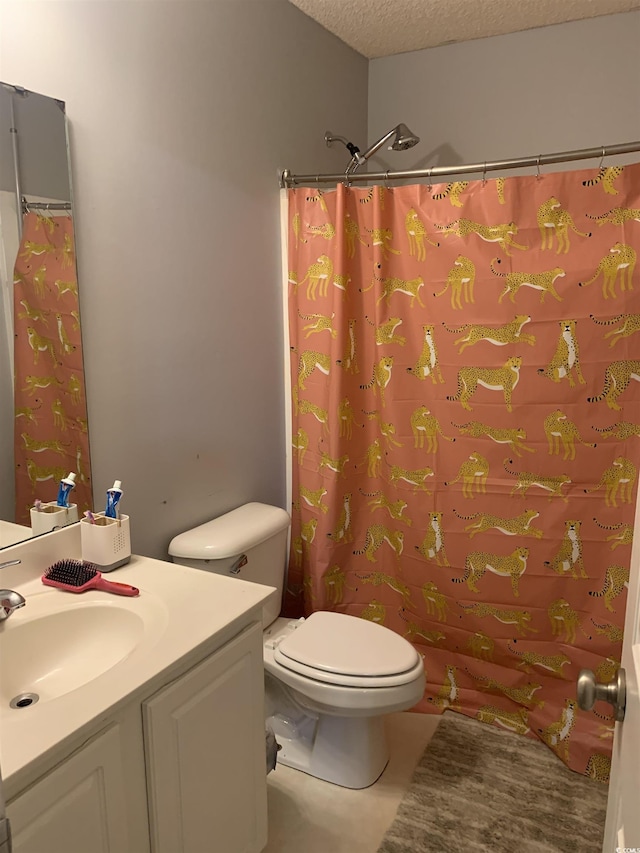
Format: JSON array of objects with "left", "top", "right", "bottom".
[
  {"left": 30, "top": 502, "right": 78, "bottom": 536},
  {"left": 80, "top": 513, "right": 131, "bottom": 572}
]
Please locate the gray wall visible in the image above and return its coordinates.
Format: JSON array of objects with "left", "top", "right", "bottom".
[
  {"left": 0, "top": 0, "right": 368, "bottom": 558},
  {"left": 368, "top": 12, "right": 640, "bottom": 175}
]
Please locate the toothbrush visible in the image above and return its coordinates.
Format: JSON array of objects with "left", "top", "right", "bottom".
[
  {"left": 42, "top": 559, "right": 139, "bottom": 597},
  {"left": 84, "top": 510, "right": 96, "bottom": 524}
]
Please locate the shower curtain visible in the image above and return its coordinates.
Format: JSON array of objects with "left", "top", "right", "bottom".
[
  {"left": 13, "top": 211, "right": 92, "bottom": 522},
  {"left": 284, "top": 162, "right": 640, "bottom": 777}
]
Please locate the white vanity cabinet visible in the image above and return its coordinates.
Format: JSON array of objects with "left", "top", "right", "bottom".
[
  {"left": 6, "top": 618, "right": 267, "bottom": 853},
  {"left": 144, "top": 620, "right": 267, "bottom": 853}
]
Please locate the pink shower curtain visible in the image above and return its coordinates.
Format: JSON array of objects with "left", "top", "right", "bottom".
[
  {"left": 13, "top": 212, "right": 92, "bottom": 521},
  {"left": 285, "top": 163, "right": 640, "bottom": 779}
]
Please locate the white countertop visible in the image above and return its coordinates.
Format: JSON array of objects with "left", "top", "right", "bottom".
[{"left": 0, "top": 526, "right": 274, "bottom": 798}]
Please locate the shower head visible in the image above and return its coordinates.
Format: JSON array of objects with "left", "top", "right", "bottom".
[
  {"left": 387, "top": 123, "right": 420, "bottom": 151},
  {"left": 359, "top": 123, "right": 420, "bottom": 163},
  {"left": 325, "top": 125, "right": 420, "bottom": 174}
]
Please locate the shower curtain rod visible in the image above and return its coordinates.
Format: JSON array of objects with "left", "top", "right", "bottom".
[
  {"left": 279, "top": 140, "right": 640, "bottom": 188},
  {"left": 21, "top": 198, "right": 71, "bottom": 211}
]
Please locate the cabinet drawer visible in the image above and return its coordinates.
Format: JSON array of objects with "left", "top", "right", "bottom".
[{"left": 8, "top": 724, "right": 132, "bottom": 853}]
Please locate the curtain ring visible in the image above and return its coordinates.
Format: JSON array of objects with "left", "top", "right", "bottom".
[
  {"left": 599, "top": 146, "right": 606, "bottom": 169},
  {"left": 482, "top": 163, "right": 487, "bottom": 186},
  {"left": 384, "top": 170, "right": 390, "bottom": 190},
  {"left": 427, "top": 167, "right": 433, "bottom": 192},
  {"left": 536, "top": 155, "right": 541, "bottom": 180}
]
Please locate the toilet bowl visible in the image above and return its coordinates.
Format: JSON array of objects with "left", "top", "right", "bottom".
[
  {"left": 169, "top": 503, "right": 426, "bottom": 789},
  {"left": 263, "top": 613, "right": 425, "bottom": 788}
]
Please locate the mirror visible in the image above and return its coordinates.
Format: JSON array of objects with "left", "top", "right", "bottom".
[{"left": 0, "top": 82, "right": 92, "bottom": 547}]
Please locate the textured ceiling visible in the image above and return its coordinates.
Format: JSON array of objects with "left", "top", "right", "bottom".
[{"left": 288, "top": 0, "right": 640, "bottom": 58}]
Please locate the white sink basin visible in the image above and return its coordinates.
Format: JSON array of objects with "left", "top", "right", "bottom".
[{"left": 0, "top": 603, "right": 147, "bottom": 705}]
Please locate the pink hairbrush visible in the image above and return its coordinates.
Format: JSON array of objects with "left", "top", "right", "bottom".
[{"left": 43, "top": 559, "right": 139, "bottom": 597}]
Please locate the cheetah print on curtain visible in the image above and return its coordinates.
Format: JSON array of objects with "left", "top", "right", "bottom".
[
  {"left": 13, "top": 212, "right": 92, "bottom": 522},
  {"left": 284, "top": 163, "right": 640, "bottom": 778}
]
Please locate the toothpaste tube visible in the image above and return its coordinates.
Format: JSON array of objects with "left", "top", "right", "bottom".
[
  {"left": 56, "top": 472, "right": 76, "bottom": 507},
  {"left": 105, "top": 480, "right": 123, "bottom": 519}
]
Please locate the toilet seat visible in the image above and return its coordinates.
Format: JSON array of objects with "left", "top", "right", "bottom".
[{"left": 272, "top": 611, "right": 422, "bottom": 688}]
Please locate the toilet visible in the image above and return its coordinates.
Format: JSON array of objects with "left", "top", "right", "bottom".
[{"left": 168, "top": 502, "right": 425, "bottom": 789}]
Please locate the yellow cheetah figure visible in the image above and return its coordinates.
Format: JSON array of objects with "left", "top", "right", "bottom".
[
  {"left": 448, "top": 357, "right": 522, "bottom": 412},
  {"left": 435, "top": 218, "right": 528, "bottom": 256},
  {"left": 432, "top": 181, "right": 469, "bottom": 207},
  {"left": 537, "top": 197, "right": 591, "bottom": 253},
  {"left": 294, "top": 348, "right": 331, "bottom": 391},
  {"left": 545, "top": 521, "right": 586, "bottom": 580},
  {"left": 360, "top": 356, "right": 394, "bottom": 407},
  {"left": 323, "top": 566, "right": 346, "bottom": 605},
  {"left": 582, "top": 166, "right": 624, "bottom": 195},
  {"left": 544, "top": 410, "right": 595, "bottom": 460},
  {"left": 508, "top": 641, "right": 571, "bottom": 675},
  {"left": 452, "top": 420, "right": 534, "bottom": 456},
  {"left": 410, "top": 407, "right": 454, "bottom": 452},
  {"left": 579, "top": 242, "right": 635, "bottom": 299},
  {"left": 587, "top": 205, "right": 640, "bottom": 227},
  {"left": 445, "top": 314, "right": 535, "bottom": 352},
  {"left": 415, "top": 512, "right": 449, "bottom": 565},
  {"left": 453, "top": 547, "right": 529, "bottom": 596},
  {"left": 591, "top": 312, "right": 640, "bottom": 348},
  {"left": 538, "top": 699, "right": 577, "bottom": 764},
  {"left": 327, "top": 493, "right": 353, "bottom": 544},
  {"left": 422, "top": 582, "right": 449, "bottom": 622},
  {"left": 406, "top": 324, "right": 444, "bottom": 383},
  {"left": 434, "top": 255, "right": 476, "bottom": 309},
  {"left": 405, "top": 208, "right": 439, "bottom": 260},
  {"left": 491, "top": 258, "right": 566, "bottom": 303},
  {"left": 444, "top": 452, "right": 489, "bottom": 499},
  {"left": 588, "top": 361, "right": 640, "bottom": 411},
  {"left": 548, "top": 598, "right": 581, "bottom": 643},
  {"left": 589, "top": 565, "right": 630, "bottom": 612},
  {"left": 477, "top": 706, "right": 529, "bottom": 735},
  {"left": 353, "top": 524, "right": 403, "bottom": 563},
  {"left": 459, "top": 602, "right": 537, "bottom": 635},
  {"left": 298, "top": 254, "right": 333, "bottom": 299},
  {"left": 454, "top": 508, "right": 543, "bottom": 539},
  {"left": 585, "top": 456, "right": 636, "bottom": 507},
  {"left": 361, "top": 600, "right": 386, "bottom": 624},
  {"left": 537, "top": 320, "right": 585, "bottom": 387}
]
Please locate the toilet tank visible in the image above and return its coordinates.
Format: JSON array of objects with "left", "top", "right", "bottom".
[{"left": 168, "top": 502, "right": 291, "bottom": 627}]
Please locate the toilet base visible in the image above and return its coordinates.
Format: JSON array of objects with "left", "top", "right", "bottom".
[{"left": 268, "top": 711, "right": 389, "bottom": 789}]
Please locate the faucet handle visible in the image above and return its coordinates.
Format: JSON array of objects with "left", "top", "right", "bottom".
[{"left": 0, "top": 589, "right": 26, "bottom": 620}]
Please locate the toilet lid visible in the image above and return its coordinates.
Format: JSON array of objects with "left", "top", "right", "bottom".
[{"left": 274, "top": 611, "right": 420, "bottom": 679}]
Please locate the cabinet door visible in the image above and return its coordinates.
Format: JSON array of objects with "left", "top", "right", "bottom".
[
  {"left": 144, "top": 620, "right": 267, "bottom": 853},
  {"left": 7, "top": 724, "right": 134, "bottom": 853}
]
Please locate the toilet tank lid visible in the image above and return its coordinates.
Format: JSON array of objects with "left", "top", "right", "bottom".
[{"left": 168, "top": 502, "right": 291, "bottom": 560}]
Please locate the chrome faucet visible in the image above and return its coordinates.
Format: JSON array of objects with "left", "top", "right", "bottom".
[
  {"left": 0, "top": 590, "right": 25, "bottom": 621},
  {"left": 0, "top": 560, "right": 25, "bottom": 620}
]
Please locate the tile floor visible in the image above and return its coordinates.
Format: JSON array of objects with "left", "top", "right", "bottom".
[{"left": 263, "top": 711, "right": 441, "bottom": 853}]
